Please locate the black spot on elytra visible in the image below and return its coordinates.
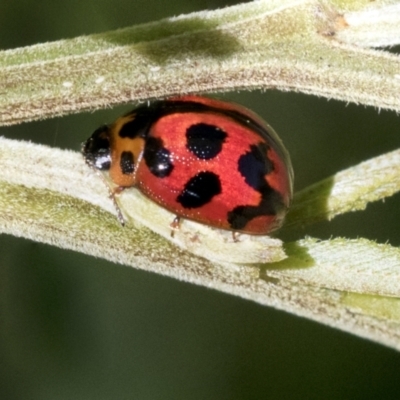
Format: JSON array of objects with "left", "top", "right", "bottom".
[
  {"left": 237, "top": 143, "right": 274, "bottom": 190},
  {"left": 227, "top": 142, "right": 284, "bottom": 230},
  {"left": 143, "top": 137, "right": 174, "bottom": 178},
  {"left": 177, "top": 171, "right": 221, "bottom": 209},
  {"left": 186, "top": 123, "right": 227, "bottom": 160},
  {"left": 120, "top": 151, "right": 135, "bottom": 175},
  {"left": 227, "top": 189, "right": 284, "bottom": 230}
]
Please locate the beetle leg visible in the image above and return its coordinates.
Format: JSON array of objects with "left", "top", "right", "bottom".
[
  {"left": 170, "top": 216, "right": 181, "bottom": 237},
  {"left": 232, "top": 231, "right": 240, "bottom": 242},
  {"left": 109, "top": 186, "right": 126, "bottom": 226}
]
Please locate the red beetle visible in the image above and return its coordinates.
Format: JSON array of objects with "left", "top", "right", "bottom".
[{"left": 82, "top": 96, "right": 293, "bottom": 234}]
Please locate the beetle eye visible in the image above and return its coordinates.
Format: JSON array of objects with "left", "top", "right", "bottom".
[{"left": 82, "top": 125, "right": 111, "bottom": 170}]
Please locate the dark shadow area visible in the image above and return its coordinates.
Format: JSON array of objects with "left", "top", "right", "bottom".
[
  {"left": 386, "top": 45, "right": 400, "bottom": 55},
  {"left": 95, "top": 16, "right": 241, "bottom": 62},
  {"left": 257, "top": 241, "right": 315, "bottom": 284},
  {"left": 282, "top": 175, "right": 336, "bottom": 232},
  {"left": 269, "top": 240, "right": 315, "bottom": 269}
]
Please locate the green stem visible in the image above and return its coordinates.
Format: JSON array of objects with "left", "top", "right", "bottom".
[{"left": 1, "top": 0, "right": 400, "bottom": 126}]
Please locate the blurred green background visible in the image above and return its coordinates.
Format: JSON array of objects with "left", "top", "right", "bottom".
[{"left": 1, "top": 1, "right": 400, "bottom": 399}]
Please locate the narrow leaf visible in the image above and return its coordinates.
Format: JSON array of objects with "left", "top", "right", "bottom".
[
  {"left": 1, "top": 0, "right": 400, "bottom": 126},
  {"left": 1, "top": 137, "right": 400, "bottom": 350}
]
